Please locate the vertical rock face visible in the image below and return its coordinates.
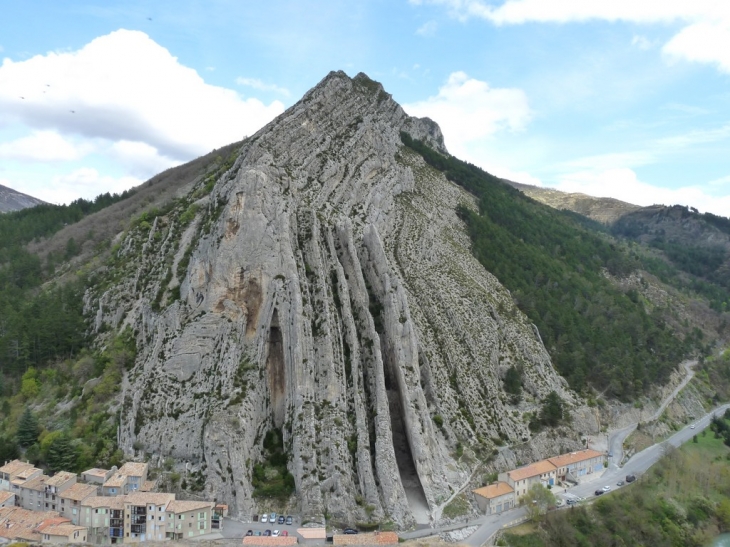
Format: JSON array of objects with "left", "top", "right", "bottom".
[{"left": 91, "top": 71, "right": 595, "bottom": 528}]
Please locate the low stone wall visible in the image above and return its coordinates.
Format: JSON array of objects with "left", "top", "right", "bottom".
[
  {"left": 332, "top": 532, "right": 399, "bottom": 545},
  {"left": 242, "top": 536, "right": 298, "bottom": 546},
  {"left": 297, "top": 528, "right": 327, "bottom": 539}
]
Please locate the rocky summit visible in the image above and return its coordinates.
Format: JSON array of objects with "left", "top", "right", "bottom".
[{"left": 87, "top": 71, "right": 597, "bottom": 528}]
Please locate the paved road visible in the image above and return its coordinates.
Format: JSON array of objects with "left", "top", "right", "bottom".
[
  {"left": 402, "top": 401, "right": 730, "bottom": 547},
  {"left": 608, "top": 359, "right": 696, "bottom": 469}
]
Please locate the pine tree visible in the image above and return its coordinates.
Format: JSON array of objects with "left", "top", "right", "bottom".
[
  {"left": 540, "top": 391, "right": 564, "bottom": 427},
  {"left": 47, "top": 434, "right": 76, "bottom": 473},
  {"left": 16, "top": 406, "right": 39, "bottom": 447}
]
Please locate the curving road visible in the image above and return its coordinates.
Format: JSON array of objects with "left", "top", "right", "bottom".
[
  {"left": 401, "top": 360, "right": 716, "bottom": 547},
  {"left": 607, "top": 360, "right": 696, "bottom": 470}
]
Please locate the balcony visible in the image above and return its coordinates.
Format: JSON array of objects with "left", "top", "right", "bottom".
[
  {"left": 131, "top": 507, "right": 147, "bottom": 516},
  {"left": 130, "top": 524, "right": 146, "bottom": 534},
  {"left": 132, "top": 515, "right": 146, "bottom": 525}
]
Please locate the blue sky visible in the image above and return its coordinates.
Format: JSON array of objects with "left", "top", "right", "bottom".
[{"left": 1, "top": 0, "right": 729, "bottom": 216}]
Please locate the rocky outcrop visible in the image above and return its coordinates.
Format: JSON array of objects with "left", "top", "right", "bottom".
[{"left": 87, "top": 71, "right": 597, "bottom": 529}]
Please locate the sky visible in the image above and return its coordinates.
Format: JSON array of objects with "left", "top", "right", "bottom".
[{"left": 0, "top": 1, "right": 729, "bottom": 216}]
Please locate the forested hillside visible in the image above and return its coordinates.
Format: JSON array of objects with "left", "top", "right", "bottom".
[
  {"left": 402, "top": 132, "right": 706, "bottom": 400},
  {"left": 0, "top": 193, "right": 134, "bottom": 466},
  {"left": 612, "top": 205, "right": 730, "bottom": 312}
]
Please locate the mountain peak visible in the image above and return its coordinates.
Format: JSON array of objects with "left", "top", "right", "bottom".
[{"left": 0, "top": 184, "right": 46, "bottom": 213}]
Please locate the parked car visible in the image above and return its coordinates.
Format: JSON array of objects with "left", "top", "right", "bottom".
[
  {"left": 254, "top": 532, "right": 262, "bottom": 537},
  {"left": 282, "top": 531, "right": 289, "bottom": 537},
  {"left": 602, "top": 485, "right": 611, "bottom": 492},
  {"left": 278, "top": 515, "right": 285, "bottom": 524},
  {"left": 343, "top": 528, "right": 359, "bottom": 535},
  {"left": 270, "top": 512, "right": 277, "bottom": 522},
  {"left": 595, "top": 489, "right": 604, "bottom": 496},
  {"left": 617, "top": 480, "right": 624, "bottom": 486},
  {"left": 264, "top": 530, "right": 272, "bottom": 537},
  {"left": 626, "top": 474, "right": 636, "bottom": 483},
  {"left": 246, "top": 530, "right": 253, "bottom": 537},
  {"left": 273, "top": 530, "right": 280, "bottom": 537},
  {"left": 608, "top": 452, "right": 613, "bottom": 458},
  {"left": 261, "top": 515, "right": 268, "bottom": 523},
  {"left": 691, "top": 424, "right": 696, "bottom": 429},
  {"left": 285, "top": 516, "right": 293, "bottom": 525},
  {"left": 253, "top": 515, "right": 259, "bottom": 522}
]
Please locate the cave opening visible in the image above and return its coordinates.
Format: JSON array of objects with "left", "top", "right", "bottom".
[
  {"left": 379, "top": 322, "right": 430, "bottom": 524},
  {"left": 266, "top": 309, "right": 286, "bottom": 428}
]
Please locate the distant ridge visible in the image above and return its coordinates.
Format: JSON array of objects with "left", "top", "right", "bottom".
[
  {"left": 0, "top": 184, "right": 46, "bottom": 213},
  {"left": 504, "top": 180, "right": 641, "bottom": 225}
]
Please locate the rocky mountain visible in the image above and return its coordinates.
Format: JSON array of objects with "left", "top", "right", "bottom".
[
  {"left": 86, "top": 72, "right": 597, "bottom": 527},
  {"left": 0, "top": 183, "right": 45, "bottom": 213}
]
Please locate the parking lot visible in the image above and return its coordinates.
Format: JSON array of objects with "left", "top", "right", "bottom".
[{"left": 222, "top": 516, "right": 327, "bottom": 542}]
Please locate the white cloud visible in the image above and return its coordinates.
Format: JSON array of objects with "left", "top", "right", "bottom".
[
  {"left": 416, "top": 21, "right": 438, "bottom": 36},
  {"left": 554, "top": 167, "right": 730, "bottom": 217},
  {"left": 709, "top": 175, "right": 730, "bottom": 187},
  {"left": 20, "top": 168, "right": 141, "bottom": 205},
  {"left": 0, "top": 30, "right": 286, "bottom": 204},
  {"left": 404, "top": 71, "right": 531, "bottom": 151},
  {"left": 108, "top": 140, "right": 180, "bottom": 178},
  {"left": 631, "top": 35, "right": 654, "bottom": 50},
  {"left": 405, "top": 71, "right": 537, "bottom": 185},
  {"left": 0, "top": 130, "right": 94, "bottom": 162},
  {"left": 235, "top": 77, "right": 290, "bottom": 96},
  {"left": 415, "top": 0, "right": 730, "bottom": 74},
  {"left": 0, "top": 30, "right": 285, "bottom": 160},
  {"left": 663, "top": 21, "right": 730, "bottom": 73}
]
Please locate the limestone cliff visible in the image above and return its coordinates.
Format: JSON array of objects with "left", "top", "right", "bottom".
[{"left": 87, "top": 71, "right": 597, "bottom": 528}]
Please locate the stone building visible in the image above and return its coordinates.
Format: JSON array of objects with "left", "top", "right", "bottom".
[
  {"left": 547, "top": 449, "right": 605, "bottom": 482},
  {"left": 472, "top": 482, "right": 515, "bottom": 514},
  {"left": 498, "top": 460, "right": 557, "bottom": 499}
]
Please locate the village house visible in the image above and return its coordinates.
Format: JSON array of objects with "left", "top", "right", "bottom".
[
  {"left": 102, "top": 473, "right": 128, "bottom": 497},
  {"left": 548, "top": 449, "right": 605, "bottom": 482},
  {"left": 0, "top": 506, "right": 68, "bottom": 543},
  {"left": 17, "top": 474, "right": 50, "bottom": 511},
  {"left": 473, "top": 482, "right": 515, "bottom": 515},
  {"left": 81, "top": 495, "right": 126, "bottom": 544},
  {"left": 43, "top": 471, "right": 77, "bottom": 512},
  {"left": 59, "top": 483, "right": 97, "bottom": 524},
  {"left": 0, "top": 490, "right": 16, "bottom": 508},
  {"left": 81, "top": 467, "right": 115, "bottom": 486},
  {"left": 498, "top": 460, "right": 558, "bottom": 499},
  {"left": 117, "top": 462, "right": 149, "bottom": 494},
  {"left": 166, "top": 499, "right": 215, "bottom": 540},
  {"left": 0, "top": 459, "right": 43, "bottom": 492},
  {"left": 38, "top": 521, "right": 88, "bottom": 544},
  {"left": 123, "top": 492, "right": 175, "bottom": 543}
]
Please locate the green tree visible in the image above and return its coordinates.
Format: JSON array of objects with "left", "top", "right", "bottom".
[
  {"left": 20, "top": 367, "right": 40, "bottom": 399},
  {"left": 0, "top": 434, "right": 19, "bottom": 461},
  {"left": 540, "top": 391, "right": 565, "bottom": 427},
  {"left": 522, "top": 483, "right": 556, "bottom": 522},
  {"left": 16, "top": 406, "right": 39, "bottom": 447},
  {"left": 504, "top": 365, "right": 522, "bottom": 396},
  {"left": 46, "top": 433, "right": 76, "bottom": 473}
]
